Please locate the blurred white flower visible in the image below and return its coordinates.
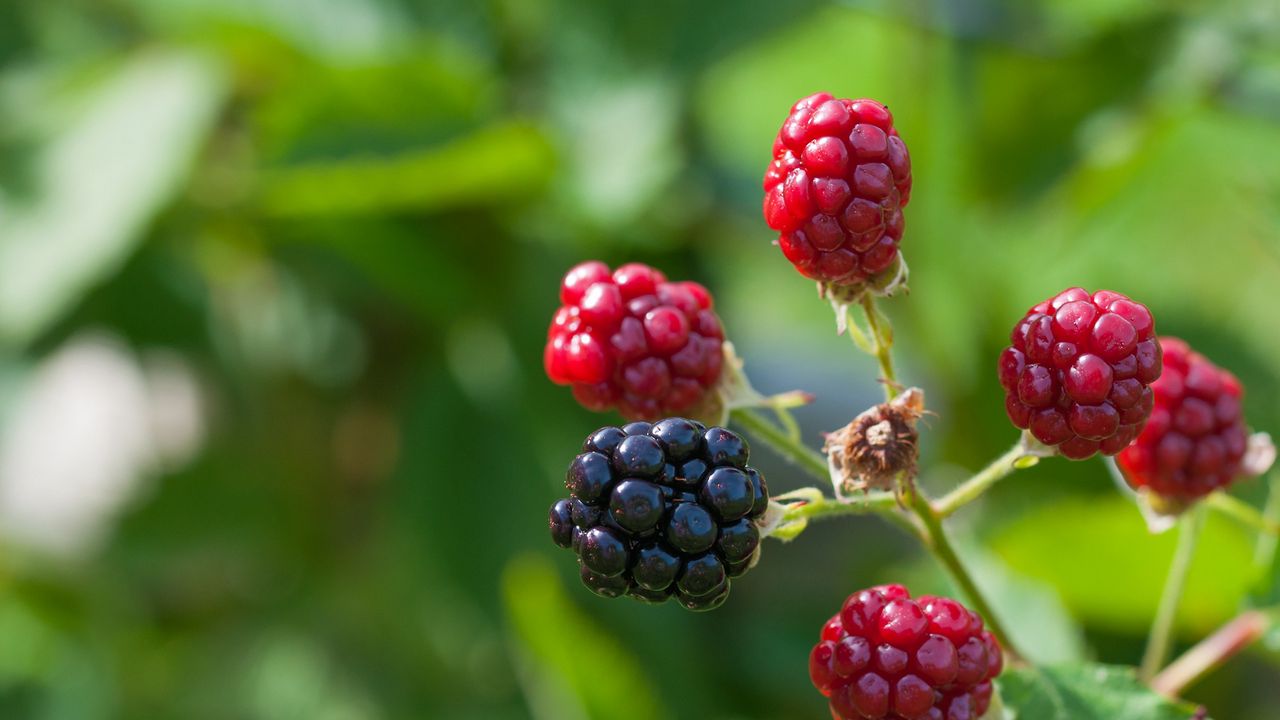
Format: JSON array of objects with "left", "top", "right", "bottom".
[{"left": 0, "top": 333, "right": 205, "bottom": 557}]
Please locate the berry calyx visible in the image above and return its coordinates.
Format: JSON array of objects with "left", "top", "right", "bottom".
[
  {"left": 548, "top": 418, "right": 769, "bottom": 610},
  {"left": 999, "top": 287, "right": 1161, "bottom": 460},
  {"left": 763, "top": 94, "right": 912, "bottom": 291},
  {"left": 1116, "top": 337, "right": 1252, "bottom": 507},
  {"left": 812, "top": 585, "right": 1003, "bottom": 720},
  {"left": 545, "top": 261, "right": 726, "bottom": 420}
]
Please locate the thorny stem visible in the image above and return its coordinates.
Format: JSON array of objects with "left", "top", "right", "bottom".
[
  {"left": 730, "top": 407, "right": 829, "bottom": 483},
  {"left": 853, "top": 294, "right": 1022, "bottom": 661},
  {"left": 859, "top": 295, "right": 898, "bottom": 400},
  {"left": 904, "top": 484, "right": 1026, "bottom": 663},
  {"left": 1151, "top": 610, "right": 1272, "bottom": 698},
  {"left": 935, "top": 442, "right": 1038, "bottom": 517},
  {"left": 1140, "top": 506, "right": 1207, "bottom": 681},
  {"left": 748, "top": 292, "right": 1029, "bottom": 667}
]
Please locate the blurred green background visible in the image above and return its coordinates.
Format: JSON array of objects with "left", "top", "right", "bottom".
[{"left": 1, "top": 0, "right": 1279, "bottom": 717}]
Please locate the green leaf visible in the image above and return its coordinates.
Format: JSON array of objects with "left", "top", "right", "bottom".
[
  {"left": 989, "top": 495, "right": 1255, "bottom": 635},
  {"left": 501, "top": 554, "right": 664, "bottom": 720},
  {"left": 0, "top": 50, "right": 227, "bottom": 348},
  {"left": 1000, "top": 663, "right": 1208, "bottom": 719},
  {"left": 962, "top": 547, "right": 1089, "bottom": 665},
  {"left": 258, "top": 121, "right": 553, "bottom": 216}
]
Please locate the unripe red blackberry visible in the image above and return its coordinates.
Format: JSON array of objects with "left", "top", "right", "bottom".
[
  {"left": 763, "top": 94, "right": 911, "bottom": 289},
  {"left": 545, "top": 261, "right": 726, "bottom": 420},
  {"left": 999, "top": 287, "right": 1161, "bottom": 460},
  {"left": 1117, "top": 337, "right": 1250, "bottom": 505},
  {"left": 548, "top": 419, "right": 769, "bottom": 610},
  {"left": 811, "top": 585, "right": 1002, "bottom": 720}
]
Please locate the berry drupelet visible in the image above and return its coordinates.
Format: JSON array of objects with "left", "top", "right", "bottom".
[
  {"left": 999, "top": 287, "right": 1162, "bottom": 460},
  {"left": 810, "top": 585, "right": 1003, "bottom": 720},
  {"left": 763, "top": 94, "right": 912, "bottom": 289},
  {"left": 544, "top": 261, "right": 726, "bottom": 420},
  {"left": 548, "top": 418, "right": 769, "bottom": 610},
  {"left": 1117, "top": 337, "right": 1251, "bottom": 506}
]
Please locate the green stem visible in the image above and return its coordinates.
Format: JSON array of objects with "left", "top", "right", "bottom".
[
  {"left": 730, "top": 407, "right": 829, "bottom": 483},
  {"left": 780, "top": 492, "right": 900, "bottom": 523},
  {"left": 1207, "top": 491, "right": 1280, "bottom": 536},
  {"left": 1140, "top": 506, "right": 1206, "bottom": 681},
  {"left": 1151, "top": 610, "right": 1271, "bottom": 697},
  {"left": 1252, "top": 473, "right": 1280, "bottom": 596},
  {"left": 935, "top": 442, "right": 1037, "bottom": 517},
  {"left": 904, "top": 486, "right": 1024, "bottom": 663},
  {"left": 859, "top": 295, "right": 898, "bottom": 399}
]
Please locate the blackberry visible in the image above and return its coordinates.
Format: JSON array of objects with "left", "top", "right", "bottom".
[
  {"left": 811, "top": 585, "right": 1003, "bottom": 720},
  {"left": 549, "top": 499, "right": 574, "bottom": 549},
  {"left": 548, "top": 419, "right": 769, "bottom": 610}
]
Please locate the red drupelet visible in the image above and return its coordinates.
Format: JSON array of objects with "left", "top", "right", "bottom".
[
  {"left": 763, "top": 94, "right": 912, "bottom": 288},
  {"left": 811, "top": 585, "right": 1003, "bottom": 720},
  {"left": 545, "top": 261, "right": 725, "bottom": 420},
  {"left": 999, "top": 287, "right": 1161, "bottom": 460},
  {"left": 1117, "top": 337, "right": 1250, "bottom": 502}
]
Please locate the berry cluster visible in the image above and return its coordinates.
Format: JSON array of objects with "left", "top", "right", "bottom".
[
  {"left": 544, "top": 261, "right": 725, "bottom": 420},
  {"left": 810, "top": 585, "right": 1002, "bottom": 720},
  {"left": 1117, "top": 337, "right": 1250, "bottom": 503},
  {"left": 763, "top": 94, "right": 912, "bottom": 288},
  {"left": 548, "top": 419, "right": 769, "bottom": 611},
  {"left": 999, "top": 287, "right": 1162, "bottom": 459}
]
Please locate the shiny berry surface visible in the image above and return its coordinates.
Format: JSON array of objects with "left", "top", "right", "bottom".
[
  {"left": 763, "top": 94, "right": 912, "bottom": 287},
  {"left": 548, "top": 419, "right": 768, "bottom": 610},
  {"left": 999, "top": 287, "right": 1161, "bottom": 460},
  {"left": 1117, "top": 337, "right": 1250, "bottom": 502},
  {"left": 812, "top": 585, "right": 1002, "bottom": 720},
  {"left": 545, "top": 261, "right": 725, "bottom": 420}
]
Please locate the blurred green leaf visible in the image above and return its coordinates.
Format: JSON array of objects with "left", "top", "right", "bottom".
[
  {"left": 990, "top": 495, "right": 1255, "bottom": 635},
  {"left": 0, "top": 593, "right": 56, "bottom": 685},
  {"left": 258, "top": 121, "right": 553, "bottom": 216},
  {"left": 129, "top": 0, "right": 412, "bottom": 60},
  {"left": 0, "top": 50, "right": 226, "bottom": 348},
  {"left": 999, "top": 663, "right": 1208, "bottom": 719},
  {"left": 244, "top": 635, "right": 379, "bottom": 720},
  {"left": 1248, "top": 474, "right": 1280, "bottom": 607},
  {"left": 697, "top": 7, "right": 930, "bottom": 178},
  {"left": 502, "top": 554, "right": 663, "bottom": 720},
  {"left": 961, "top": 546, "right": 1089, "bottom": 665}
]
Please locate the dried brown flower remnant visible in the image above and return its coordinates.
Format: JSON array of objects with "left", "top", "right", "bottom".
[{"left": 825, "top": 388, "right": 925, "bottom": 495}]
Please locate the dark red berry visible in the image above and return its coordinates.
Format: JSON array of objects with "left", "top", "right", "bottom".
[
  {"left": 579, "top": 526, "right": 629, "bottom": 577},
  {"left": 703, "top": 426, "right": 748, "bottom": 468},
  {"left": 666, "top": 502, "right": 717, "bottom": 554},
  {"left": 626, "top": 585, "right": 672, "bottom": 604},
  {"left": 812, "top": 586, "right": 1002, "bottom": 720},
  {"left": 763, "top": 94, "right": 911, "bottom": 288},
  {"left": 579, "top": 561, "right": 629, "bottom": 598},
  {"left": 676, "top": 553, "right": 727, "bottom": 597},
  {"left": 609, "top": 480, "right": 664, "bottom": 534},
  {"left": 999, "top": 288, "right": 1161, "bottom": 460},
  {"left": 700, "top": 467, "right": 755, "bottom": 521},
  {"left": 716, "top": 518, "right": 761, "bottom": 564},
  {"left": 1117, "top": 337, "right": 1251, "bottom": 504},
  {"left": 550, "top": 420, "right": 768, "bottom": 610},
  {"left": 546, "top": 262, "right": 725, "bottom": 420}
]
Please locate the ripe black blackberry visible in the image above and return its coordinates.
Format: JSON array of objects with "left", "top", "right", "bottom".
[{"left": 547, "top": 418, "right": 770, "bottom": 610}]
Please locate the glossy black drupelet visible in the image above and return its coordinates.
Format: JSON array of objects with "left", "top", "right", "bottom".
[{"left": 547, "top": 417, "right": 769, "bottom": 611}]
